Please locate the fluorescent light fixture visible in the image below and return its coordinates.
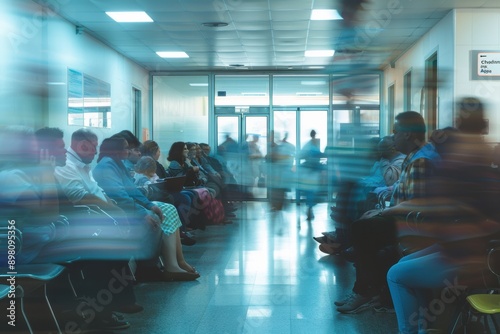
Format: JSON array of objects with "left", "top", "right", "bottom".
[
  {"left": 300, "top": 81, "right": 327, "bottom": 86},
  {"left": 156, "top": 51, "right": 189, "bottom": 58},
  {"left": 106, "top": 11, "right": 153, "bottom": 23},
  {"left": 305, "top": 50, "right": 335, "bottom": 57},
  {"left": 311, "top": 9, "right": 343, "bottom": 20},
  {"left": 189, "top": 83, "right": 208, "bottom": 87},
  {"left": 308, "top": 66, "right": 325, "bottom": 69}
]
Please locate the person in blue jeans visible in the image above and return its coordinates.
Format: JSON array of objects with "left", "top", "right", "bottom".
[{"left": 387, "top": 98, "right": 500, "bottom": 333}]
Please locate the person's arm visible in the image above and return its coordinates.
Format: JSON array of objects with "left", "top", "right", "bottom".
[
  {"left": 386, "top": 197, "right": 500, "bottom": 241},
  {"left": 93, "top": 160, "right": 148, "bottom": 213},
  {"left": 168, "top": 160, "right": 185, "bottom": 176}
]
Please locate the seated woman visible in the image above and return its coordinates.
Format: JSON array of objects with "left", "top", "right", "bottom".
[
  {"left": 92, "top": 137, "right": 199, "bottom": 281},
  {"left": 187, "top": 142, "right": 222, "bottom": 197},
  {"left": 168, "top": 141, "right": 226, "bottom": 226},
  {"left": 133, "top": 156, "right": 196, "bottom": 246},
  {"left": 139, "top": 140, "right": 169, "bottom": 179}
]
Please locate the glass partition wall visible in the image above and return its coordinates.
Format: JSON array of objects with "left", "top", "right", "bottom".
[{"left": 152, "top": 73, "right": 381, "bottom": 203}]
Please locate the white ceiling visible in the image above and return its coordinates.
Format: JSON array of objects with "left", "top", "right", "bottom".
[{"left": 33, "top": 0, "right": 500, "bottom": 73}]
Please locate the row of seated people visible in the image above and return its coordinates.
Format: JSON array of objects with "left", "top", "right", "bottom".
[
  {"left": 315, "top": 100, "right": 500, "bottom": 333},
  {"left": 0, "top": 126, "right": 237, "bottom": 332},
  {"left": 116, "top": 132, "right": 237, "bottom": 242}
]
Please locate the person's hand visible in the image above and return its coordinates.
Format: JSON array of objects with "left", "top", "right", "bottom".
[
  {"left": 150, "top": 205, "right": 164, "bottom": 222},
  {"left": 192, "top": 166, "right": 200, "bottom": 172},
  {"left": 145, "top": 214, "right": 161, "bottom": 230}
]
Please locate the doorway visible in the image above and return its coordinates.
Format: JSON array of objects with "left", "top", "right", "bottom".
[
  {"left": 215, "top": 109, "right": 269, "bottom": 200},
  {"left": 273, "top": 107, "right": 329, "bottom": 203}
]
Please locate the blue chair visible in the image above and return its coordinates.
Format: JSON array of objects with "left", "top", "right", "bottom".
[{"left": 0, "top": 227, "right": 66, "bottom": 334}]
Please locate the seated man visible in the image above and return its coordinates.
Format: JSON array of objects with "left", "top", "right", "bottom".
[{"left": 335, "top": 111, "right": 441, "bottom": 314}]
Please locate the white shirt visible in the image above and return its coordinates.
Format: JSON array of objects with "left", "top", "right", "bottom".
[{"left": 54, "top": 147, "right": 107, "bottom": 203}]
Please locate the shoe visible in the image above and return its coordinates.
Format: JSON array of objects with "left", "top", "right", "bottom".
[
  {"left": 322, "top": 231, "right": 337, "bottom": 239},
  {"left": 319, "top": 231, "right": 344, "bottom": 245},
  {"left": 313, "top": 236, "right": 328, "bottom": 244},
  {"left": 334, "top": 292, "right": 357, "bottom": 306},
  {"left": 114, "top": 303, "right": 144, "bottom": 314},
  {"left": 85, "top": 312, "right": 131, "bottom": 331},
  {"left": 373, "top": 305, "right": 395, "bottom": 313},
  {"left": 336, "top": 294, "right": 380, "bottom": 314},
  {"left": 319, "top": 243, "right": 342, "bottom": 255},
  {"left": 181, "top": 236, "right": 196, "bottom": 246},
  {"left": 162, "top": 270, "right": 200, "bottom": 282}
]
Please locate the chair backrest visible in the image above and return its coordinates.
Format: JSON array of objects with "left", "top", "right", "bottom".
[{"left": 487, "top": 246, "right": 500, "bottom": 280}]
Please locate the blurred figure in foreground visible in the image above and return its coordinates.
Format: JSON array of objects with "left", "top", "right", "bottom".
[
  {"left": 387, "top": 98, "right": 500, "bottom": 333},
  {"left": 319, "top": 135, "right": 405, "bottom": 253}
]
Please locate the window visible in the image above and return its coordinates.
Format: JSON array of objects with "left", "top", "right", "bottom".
[{"left": 67, "top": 69, "right": 111, "bottom": 128}]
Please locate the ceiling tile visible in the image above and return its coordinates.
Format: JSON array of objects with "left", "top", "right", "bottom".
[{"left": 31, "top": 0, "right": 491, "bottom": 72}]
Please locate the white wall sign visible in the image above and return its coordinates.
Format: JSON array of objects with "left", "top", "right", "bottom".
[
  {"left": 477, "top": 52, "right": 500, "bottom": 76},
  {"left": 471, "top": 51, "right": 500, "bottom": 80}
]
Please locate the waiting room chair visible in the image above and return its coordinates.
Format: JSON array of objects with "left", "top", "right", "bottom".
[
  {"left": 0, "top": 227, "right": 66, "bottom": 333},
  {"left": 450, "top": 241, "right": 500, "bottom": 333}
]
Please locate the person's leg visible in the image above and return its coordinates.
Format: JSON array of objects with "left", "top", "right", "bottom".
[
  {"left": 387, "top": 245, "right": 458, "bottom": 334},
  {"left": 160, "top": 233, "right": 186, "bottom": 273},
  {"left": 350, "top": 216, "right": 398, "bottom": 295},
  {"left": 174, "top": 229, "right": 197, "bottom": 273}
]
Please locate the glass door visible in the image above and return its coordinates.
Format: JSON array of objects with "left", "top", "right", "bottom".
[
  {"left": 273, "top": 108, "right": 329, "bottom": 203},
  {"left": 216, "top": 112, "right": 268, "bottom": 200}
]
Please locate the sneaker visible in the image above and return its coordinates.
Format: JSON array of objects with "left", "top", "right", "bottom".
[
  {"left": 334, "top": 292, "right": 357, "bottom": 306},
  {"left": 373, "top": 305, "right": 395, "bottom": 313},
  {"left": 84, "top": 313, "right": 131, "bottom": 331},
  {"left": 336, "top": 294, "right": 379, "bottom": 314},
  {"left": 319, "top": 243, "right": 342, "bottom": 255},
  {"left": 313, "top": 236, "right": 328, "bottom": 244},
  {"left": 322, "top": 231, "right": 337, "bottom": 240}
]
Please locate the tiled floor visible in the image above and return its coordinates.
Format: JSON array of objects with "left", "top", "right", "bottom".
[{"left": 126, "top": 201, "right": 399, "bottom": 334}]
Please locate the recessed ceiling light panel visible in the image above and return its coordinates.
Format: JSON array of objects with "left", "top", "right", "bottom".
[
  {"left": 311, "top": 9, "right": 343, "bottom": 20},
  {"left": 156, "top": 51, "right": 189, "bottom": 58},
  {"left": 106, "top": 11, "right": 153, "bottom": 23}
]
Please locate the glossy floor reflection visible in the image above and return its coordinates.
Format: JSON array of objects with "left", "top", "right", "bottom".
[{"left": 126, "top": 202, "right": 399, "bottom": 334}]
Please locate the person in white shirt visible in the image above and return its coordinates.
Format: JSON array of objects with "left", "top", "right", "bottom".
[{"left": 54, "top": 128, "right": 117, "bottom": 211}]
